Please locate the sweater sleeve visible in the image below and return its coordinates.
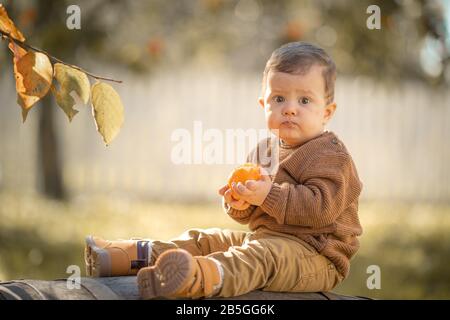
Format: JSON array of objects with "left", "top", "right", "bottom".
[
  {"left": 260, "top": 152, "right": 362, "bottom": 228},
  {"left": 222, "top": 198, "right": 257, "bottom": 225}
]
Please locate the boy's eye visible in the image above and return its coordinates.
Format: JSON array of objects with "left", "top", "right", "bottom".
[
  {"left": 300, "top": 97, "right": 310, "bottom": 105},
  {"left": 274, "top": 96, "right": 285, "bottom": 103}
]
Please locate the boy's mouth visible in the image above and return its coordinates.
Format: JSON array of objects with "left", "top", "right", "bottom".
[{"left": 280, "top": 120, "right": 299, "bottom": 128}]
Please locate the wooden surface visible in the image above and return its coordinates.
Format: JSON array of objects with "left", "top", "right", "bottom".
[{"left": 0, "top": 276, "right": 369, "bottom": 300}]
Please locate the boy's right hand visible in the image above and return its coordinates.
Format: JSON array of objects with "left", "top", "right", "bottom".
[{"left": 218, "top": 184, "right": 251, "bottom": 211}]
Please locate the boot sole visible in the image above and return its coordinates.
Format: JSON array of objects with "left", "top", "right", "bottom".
[
  {"left": 137, "top": 249, "right": 194, "bottom": 299},
  {"left": 85, "top": 235, "right": 112, "bottom": 277}
]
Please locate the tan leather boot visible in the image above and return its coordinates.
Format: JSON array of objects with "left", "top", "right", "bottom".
[
  {"left": 85, "top": 235, "right": 153, "bottom": 277},
  {"left": 137, "top": 249, "right": 222, "bottom": 299}
]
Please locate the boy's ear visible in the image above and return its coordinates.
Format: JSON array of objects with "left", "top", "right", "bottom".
[
  {"left": 258, "top": 97, "right": 265, "bottom": 109},
  {"left": 323, "top": 102, "right": 337, "bottom": 124}
]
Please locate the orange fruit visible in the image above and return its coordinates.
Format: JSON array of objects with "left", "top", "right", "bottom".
[{"left": 227, "top": 163, "right": 261, "bottom": 200}]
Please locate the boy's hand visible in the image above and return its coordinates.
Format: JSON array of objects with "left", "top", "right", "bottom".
[
  {"left": 230, "top": 171, "right": 272, "bottom": 206},
  {"left": 218, "top": 185, "right": 251, "bottom": 211},
  {"left": 221, "top": 168, "right": 272, "bottom": 207}
]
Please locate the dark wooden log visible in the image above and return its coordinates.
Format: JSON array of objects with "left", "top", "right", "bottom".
[{"left": 0, "top": 277, "right": 369, "bottom": 300}]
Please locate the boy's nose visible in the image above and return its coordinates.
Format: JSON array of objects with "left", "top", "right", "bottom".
[{"left": 282, "top": 102, "right": 298, "bottom": 116}]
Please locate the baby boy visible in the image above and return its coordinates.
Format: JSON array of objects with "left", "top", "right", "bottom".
[{"left": 84, "top": 42, "right": 363, "bottom": 299}]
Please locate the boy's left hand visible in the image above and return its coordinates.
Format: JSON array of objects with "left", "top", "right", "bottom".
[{"left": 231, "top": 169, "right": 272, "bottom": 206}]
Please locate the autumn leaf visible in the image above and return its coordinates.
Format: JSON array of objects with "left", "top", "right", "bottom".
[
  {"left": 91, "top": 82, "right": 124, "bottom": 146},
  {"left": 9, "top": 42, "right": 53, "bottom": 121},
  {"left": 0, "top": 4, "right": 26, "bottom": 42},
  {"left": 52, "top": 63, "right": 90, "bottom": 122},
  {"left": 8, "top": 41, "right": 26, "bottom": 61}
]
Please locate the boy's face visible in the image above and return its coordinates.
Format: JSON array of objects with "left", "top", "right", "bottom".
[{"left": 259, "top": 64, "right": 336, "bottom": 147}]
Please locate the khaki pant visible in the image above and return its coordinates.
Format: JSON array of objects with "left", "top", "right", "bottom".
[{"left": 150, "top": 227, "right": 344, "bottom": 298}]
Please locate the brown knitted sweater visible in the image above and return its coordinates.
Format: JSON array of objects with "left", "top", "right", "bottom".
[{"left": 223, "top": 131, "right": 363, "bottom": 278}]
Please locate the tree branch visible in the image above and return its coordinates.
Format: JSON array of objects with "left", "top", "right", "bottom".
[{"left": 0, "top": 30, "right": 123, "bottom": 84}]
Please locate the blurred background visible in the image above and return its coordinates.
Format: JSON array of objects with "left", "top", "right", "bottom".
[{"left": 0, "top": 0, "right": 449, "bottom": 299}]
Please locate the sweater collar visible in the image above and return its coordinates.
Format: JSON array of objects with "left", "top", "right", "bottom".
[
  {"left": 277, "top": 130, "right": 340, "bottom": 175},
  {"left": 279, "top": 130, "right": 332, "bottom": 151}
]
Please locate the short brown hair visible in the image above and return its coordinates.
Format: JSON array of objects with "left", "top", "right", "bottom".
[{"left": 262, "top": 42, "right": 337, "bottom": 104}]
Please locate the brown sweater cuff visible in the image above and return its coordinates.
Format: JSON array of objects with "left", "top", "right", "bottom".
[
  {"left": 260, "top": 183, "right": 286, "bottom": 224},
  {"left": 223, "top": 201, "right": 255, "bottom": 220}
]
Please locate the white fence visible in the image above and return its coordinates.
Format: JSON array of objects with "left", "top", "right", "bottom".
[{"left": 0, "top": 68, "right": 449, "bottom": 202}]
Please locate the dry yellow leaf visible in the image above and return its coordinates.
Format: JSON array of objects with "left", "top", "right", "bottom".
[
  {"left": 0, "top": 4, "right": 25, "bottom": 42},
  {"left": 8, "top": 41, "right": 26, "bottom": 61},
  {"left": 9, "top": 42, "right": 53, "bottom": 121},
  {"left": 52, "top": 63, "right": 90, "bottom": 122},
  {"left": 91, "top": 82, "right": 124, "bottom": 146}
]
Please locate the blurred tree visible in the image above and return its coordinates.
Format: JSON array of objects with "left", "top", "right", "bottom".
[
  {"left": 2, "top": 0, "right": 133, "bottom": 200},
  {"left": 1, "top": 0, "right": 448, "bottom": 199},
  {"left": 113, "top": 0, "right": 449, "bottom": 85}
]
